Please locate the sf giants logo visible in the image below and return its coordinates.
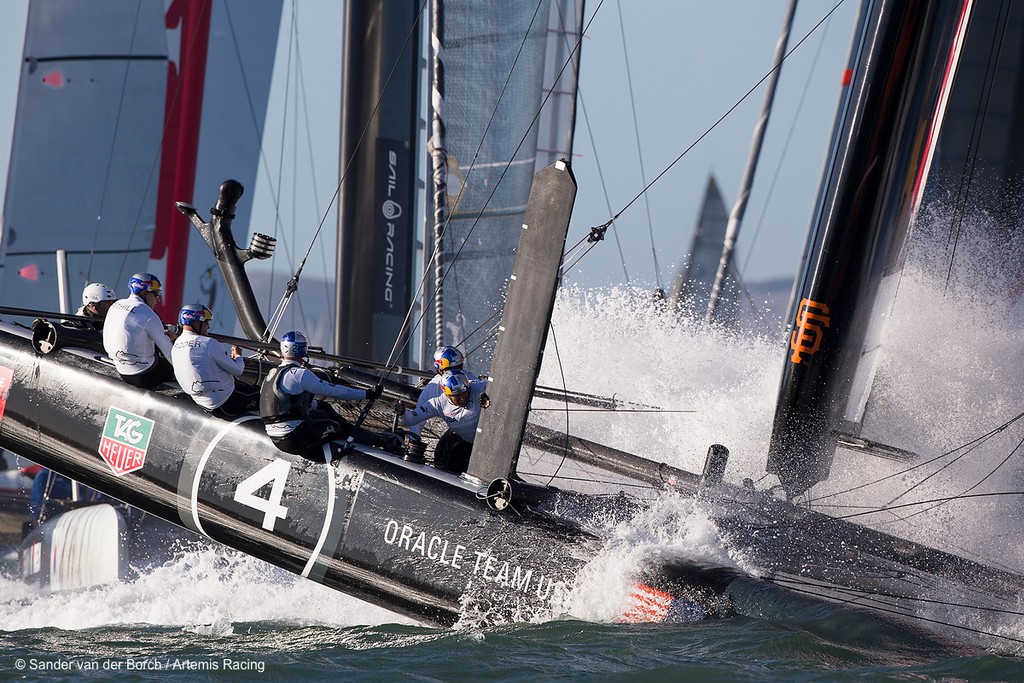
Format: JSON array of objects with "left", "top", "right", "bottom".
[{"left": 789, "top": 298, "right": 831, "bottom": 364}]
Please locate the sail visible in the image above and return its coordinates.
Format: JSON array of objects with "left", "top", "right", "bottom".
[
  {"left": 825, "top": 2, "right": 1024, "bottom": 461},
  {"left": 535, "top": 0, "right": 583, "bottom": 170},
  {"left": 666, "top": 175, "right": 738, "bottom": 324},
  {"left": 158, "top": 0, "right": 283, "bottom": 326},
  {"left": 767, "top": 0, "right": 975, "bottom": 496},
  {"left": 0, "top": 0, "right": 168, "bottom": 313},
  {"left": 423, "top": 0, "right": 582, "bottom": 372},
  {"left": 0, "top": 0, "right": 281, "bottom": 328}
]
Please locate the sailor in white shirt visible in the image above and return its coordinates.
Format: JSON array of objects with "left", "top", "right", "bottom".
[
  {"left": 67, "top": 282, "right": 117, "bottom": 330},
  {"left": 260, "top": 331, "right": 382, "bottom": 457},
  {"left": 402, "top": 369, "right": 490, "bottom": 474},
  {"left": 409, "top": 346, "right": 479, "bottom": 437},
  {"left": 102, "top": 272, "right": 176, "bottom": 389},
  {"left": 172, "top": 304, "right": 258, "bottom": 417}
]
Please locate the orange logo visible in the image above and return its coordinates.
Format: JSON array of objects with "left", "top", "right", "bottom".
[{"left": 789, "top": 298, "right": 830, "bottom": 364}]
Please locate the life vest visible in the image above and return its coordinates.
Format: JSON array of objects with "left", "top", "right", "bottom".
[{"left": 260, "top": 365, "right": 314, "bottom": 424}]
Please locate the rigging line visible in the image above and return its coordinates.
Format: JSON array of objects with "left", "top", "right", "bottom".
[
  {"left": 569, "top": 1, "right": 630, "bottom": 282},
  {"left": 221, "top": 0, "right": 292, "bottom": 263},
  {"left": 574, "top": 102, "right": 629, "bottom": 282},
  {"left": 385, "top": 0, "right": 580, "bottom": 370},
  {"left": 765, "top": 579, "right": 934, "bottom": 620},
  {"left": 88, "top": 0, "right": 144, "bottom": 281},
  {"left": 406, "top": 0, "right": 603, "bottom": 355},
  {"left": 266, "top": 2, "right": 298, "bottom": 321},
  {"left": 269, "top": 2, "right": 311, "bottom": 335},
  {"left": 891, "top": 433, "right": 1024, "bottom": 523},
  {"left": 560, "top": 235, "right": 606, "bottom": 275},
  {"left": 530, "top": 408, "right": 693, "bottom": 413},
  {"left": 615, "top": 0, "right": 661, "bottom": 292},
  {"left": 516, "top": 469, "right": 658, "bottom": 490},
  {"left": 220, "top": 0, "right": 303, "bottom": 330},
  {"left": 810, "top": 407, "right": 1024, "bottom": 503},
  {"left": 590, "top": 1, "right": 848, "bottom": 234},
  {"left": 410, "top": 0, "right": 555, "bottom": 350},
  {"left": 768, "top": 580, "right": 1024, "bottom": 646},
  {"left": 798, "top": 491, "right": 1024, "bottom": 528},
  {"left": 266, "top": 2, "right": 426, "bottom": 348},
  {"left": 769, "top": 574, "right": 1024, "bottom": 620},
  {"left": 293, "top": 43, "right": 334, "bottom": 341},
  {"left": 443, "top": 223, "right": 467, "bottom": 350},
  {"left": 732, "top": 489, "right": 1024, "bottom": 534},
  {"left": 543, "top": 323, "right": 572, "bottom": 487},
  {"left": 943, "top": 0, "right": 1009, "bottom": 291},
  {"left": 741, "top": 5, "right": 834, "bottom": 277},
  {"left": 453, "top": 307, "right": 501, "bottom": 353},
  {"left": 276, "top": 0, "right": 428, "bottom": 355},
  {"left": 461, "top": 320, "right": 502, "bottom": 364},
  {"left": 288, "top": 49, "right": 312, "bottom": 335},
  {"left": 882, "top": 431, "right": 1000, "bottom": 508}
]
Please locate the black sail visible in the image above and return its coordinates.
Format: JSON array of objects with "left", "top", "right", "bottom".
[{"left": 768, "top": 0, "right": 975, "bottom": 496}]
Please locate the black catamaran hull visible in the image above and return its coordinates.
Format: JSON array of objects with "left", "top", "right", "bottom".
[
  {"left": 0, "top": 326, "right": 609, "bottom": 625},
  {"left": 6, "top": 320, "right": 1016, "bottom": 639}
]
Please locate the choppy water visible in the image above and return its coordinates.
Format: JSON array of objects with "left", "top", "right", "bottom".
[{"left": 2, "top": 286, "right": 1024, "bottom": 680}]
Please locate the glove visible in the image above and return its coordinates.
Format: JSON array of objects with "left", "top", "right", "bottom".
[
  {"left": 480, "top": 392, "right": 491, "bottom": 409},
  {"left": 366, "top": 385, "right": 384, "bottom": 402}
]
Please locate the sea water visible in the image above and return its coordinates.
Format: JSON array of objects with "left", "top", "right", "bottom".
[{"left": 2, "top": 286, "right": 1023, "bottom": 681}]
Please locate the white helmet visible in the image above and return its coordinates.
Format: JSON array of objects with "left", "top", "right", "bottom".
[{"left": 82, "top": 282, "right": 116, "bottom": 306}]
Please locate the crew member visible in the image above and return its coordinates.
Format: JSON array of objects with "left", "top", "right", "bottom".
[
  {"left": 408, "top": 346, "right": 478, "bottom": 438},
  {"left": 172, "top": 304, "right": 258, "bottom": 418},
  {"left": 68, "top": 282, "right": 117, "bottom": 329},
  {"left": 402, "top": 368, "right": 490, "bottom": 474},
  {"left": 102, "top": 272, "right": 176, "bottom": 388},
  {"left": 260, "top": 330, "right": 382, "bottom": 458}
]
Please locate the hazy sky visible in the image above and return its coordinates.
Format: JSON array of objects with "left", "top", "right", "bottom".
[{"left": 0, "top": 0, "right": 859, "bottom": 293}]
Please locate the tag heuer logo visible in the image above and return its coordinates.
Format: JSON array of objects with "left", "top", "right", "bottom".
[{"left": 98, "top": 407, "right": 154, "bottom": 476}]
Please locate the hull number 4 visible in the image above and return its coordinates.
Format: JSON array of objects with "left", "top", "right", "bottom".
[{"left": 233, "top": 458, "right": 291, "bottom": 530}]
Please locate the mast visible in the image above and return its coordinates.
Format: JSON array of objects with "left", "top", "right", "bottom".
[
  {"left": 335, "top": 0, "right": 419, "bottom": 361},
  {"left": 428, "top": 0, "right": 448, "bottom": 353},
  {"left": 705, "top": 0, "right": 797, "bottom": 323},
  {"left": 767, "top": 0, "right": 976, "bottom": 497}
]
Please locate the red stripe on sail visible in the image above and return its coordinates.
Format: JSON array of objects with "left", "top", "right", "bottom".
[{"left": 152, "top": 0, "right": 212, "bottom": 318}]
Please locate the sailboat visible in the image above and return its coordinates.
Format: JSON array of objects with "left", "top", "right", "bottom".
[
  {"left": 667, "top": 175, "right": 740, "bottom": 324},
  {"left": 1, "top": 0, "right": 1023, "bottom": 652}
]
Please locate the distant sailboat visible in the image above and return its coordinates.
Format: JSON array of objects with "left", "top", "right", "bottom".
[{"left": 666, "top": 175, "right": 738, "bottom": 325}]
